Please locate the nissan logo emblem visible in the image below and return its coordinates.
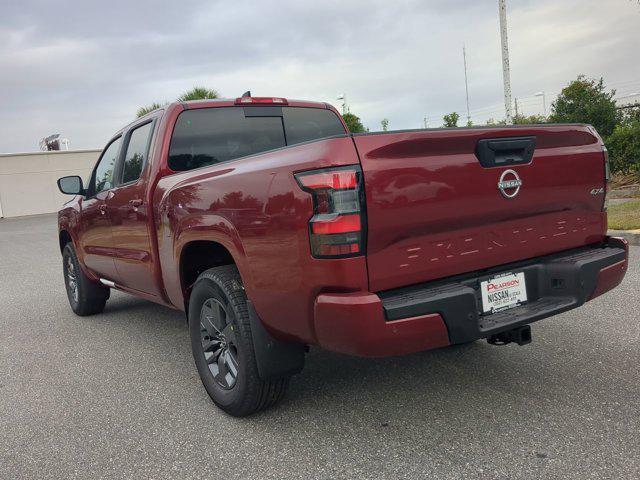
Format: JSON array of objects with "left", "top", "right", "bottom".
[{"left": 498, "top": 169, "right": 522, "bottom": 199}]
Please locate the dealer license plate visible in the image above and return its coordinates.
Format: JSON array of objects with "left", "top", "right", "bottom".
[{"left": 480, "top": 272, "right": 528, "bottom": 314}]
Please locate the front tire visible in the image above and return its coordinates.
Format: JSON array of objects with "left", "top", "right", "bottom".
[
  {"left": 62, "top": 242, "right": 110, "bottom": 316},
  {"left": 188, "top": 265, "right": 289, "bottom": 417}
]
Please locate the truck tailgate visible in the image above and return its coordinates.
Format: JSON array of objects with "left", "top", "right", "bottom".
[{"left": 354, "top": 125, "right": 607, "bottom": 292}]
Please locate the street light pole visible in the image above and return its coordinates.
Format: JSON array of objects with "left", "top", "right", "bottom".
[
  {"left": 463, "top": 45, "right": 471, "bottom": 125},
  {"left": 498, "top": 0, "right": 513, "bottom": 124}
]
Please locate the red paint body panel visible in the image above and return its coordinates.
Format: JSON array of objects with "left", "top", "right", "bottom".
[
  {"left": 314, "top": 292, "right": 450, "bottom": 357},
  {"left": 57, "top": 98, "right": 625, "bottom": 358},
  {"left": 77, "top": 191, "right": 119, "bottom": 282},
  {"left": 589, "top": 238, "right": 629, "bottom": 300},
  {"left": 154, "top": 136, "right": 368, "bottom": 343},
  {"left": 354, "top": 125, "right": 608, "bottom": 292},
  {"left": 106, "top": 179, "right": 158, "bottom": 296}
]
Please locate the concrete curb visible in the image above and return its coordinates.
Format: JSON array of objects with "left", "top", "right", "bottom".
[{"left": 608, "top": 229, "right": 640, "bottom": 246}]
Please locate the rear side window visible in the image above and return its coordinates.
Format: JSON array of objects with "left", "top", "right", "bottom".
[
  {"left": 168, "top": 106, "right": 346, "bottom": 173},
  {"left": 168, "top": 108, "right": 286, "bottom": 172},
  {"left": 122, "top": 122, "right": 153, "bottom": 184},
  {"left": 283, "top": 107, "right": 345, "bottom": 146}
]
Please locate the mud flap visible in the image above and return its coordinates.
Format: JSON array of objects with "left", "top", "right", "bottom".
[{"left": 247, "top": 300, "right": 305, "bottom": 380}]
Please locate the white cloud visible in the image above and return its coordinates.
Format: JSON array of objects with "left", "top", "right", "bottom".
[{"left": 0, "top": 0, "right": 639, "bottom": 152}]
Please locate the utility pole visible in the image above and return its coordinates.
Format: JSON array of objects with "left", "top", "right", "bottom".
[
  {"left": 514, "top": 97, "right": 519, "bottom": 117},
  {"left": 463, "top": 45, "right": 471, "bottom": 125},
  {"left": 498, "top": 0, "right": 513, "bottom": 124},
  {"left": 423, "top": 116, "right": 428, "bottom": 129},
  {"left": 337, "top": 94, "right": 348, "bottom": 114}
]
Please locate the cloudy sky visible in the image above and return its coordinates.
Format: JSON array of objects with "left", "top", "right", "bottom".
[{"left": 1, "top": 0, "right": 639, "bottom": 153}]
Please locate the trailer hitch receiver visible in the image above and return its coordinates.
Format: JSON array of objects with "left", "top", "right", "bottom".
[{"left": 487, "top": 325, "right": 532, "bottom": 346}]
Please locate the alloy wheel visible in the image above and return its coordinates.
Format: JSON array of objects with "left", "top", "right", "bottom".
[
  {"left": 66, "top": 256, "right": 79, "bottom": 303},
  {"left": 199, "top": 298, "right": 239, "bottom": 389}
]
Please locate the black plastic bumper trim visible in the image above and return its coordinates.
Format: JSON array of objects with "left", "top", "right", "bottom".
[{"left": 378, "top": 239, "right": 627, "bottom": 344}]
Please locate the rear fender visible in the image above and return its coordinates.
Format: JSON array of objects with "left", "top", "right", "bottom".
[{"left": 169, "top": 212, "right": 251, "bottom": 308}]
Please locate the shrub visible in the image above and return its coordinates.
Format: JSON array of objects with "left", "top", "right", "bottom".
[{"left": 605, "top": 120, "right": 640, "bottom": 175}]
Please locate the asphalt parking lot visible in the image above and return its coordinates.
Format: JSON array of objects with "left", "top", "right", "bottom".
[{"left": 1, "top": 214, "right": 638, "bottom": 480}]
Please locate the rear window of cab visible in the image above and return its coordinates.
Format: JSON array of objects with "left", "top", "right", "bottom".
[{"left": 168, "top": 106, "right": 345, "bottom": 172}]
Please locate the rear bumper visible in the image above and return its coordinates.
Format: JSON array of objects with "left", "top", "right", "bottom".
[{"left": 313, "top": 237, "right": 628, "bottom": 357}]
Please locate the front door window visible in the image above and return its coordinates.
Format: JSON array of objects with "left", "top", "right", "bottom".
[{"left": 93, "top": 138, "right": 121, "bottom": 194}]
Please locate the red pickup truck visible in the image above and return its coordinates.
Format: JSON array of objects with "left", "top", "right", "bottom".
[{"left": 57, "top": 96, "right": 628, "bottom": 416}]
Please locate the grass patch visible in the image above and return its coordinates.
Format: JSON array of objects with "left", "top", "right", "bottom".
[{"left": 608, "top": 200, "right": 640, "bottom": 230}]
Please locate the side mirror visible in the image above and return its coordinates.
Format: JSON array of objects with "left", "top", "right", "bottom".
[{"left": 57, "top": 176, "right": 84, "bottom": 195}]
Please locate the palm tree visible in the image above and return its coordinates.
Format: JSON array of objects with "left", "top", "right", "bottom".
[
  {"left": 177, "top": 87, "right": 220, "bottom": 102},
  {"left": 136, "top": 87, "right": 220, "bottom": 118},
  {"left": 136, "top": 102, "right": 165, "bottom": 118}
]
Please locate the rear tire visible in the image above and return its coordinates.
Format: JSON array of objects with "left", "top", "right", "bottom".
[
  {"left": 62, "top": 242, "right": 109, "bottom": 316},
  {"left": 188, "top": 265, "right": 289, "bottom": 417}
]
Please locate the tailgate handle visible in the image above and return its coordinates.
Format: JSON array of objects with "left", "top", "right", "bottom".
[{"left": 475, "top": 136, "right": 536, "bottom": 168}]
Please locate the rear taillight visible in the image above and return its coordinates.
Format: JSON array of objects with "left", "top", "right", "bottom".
[{"left": 295, "top": 166, "right": 365, "bottom": 258}]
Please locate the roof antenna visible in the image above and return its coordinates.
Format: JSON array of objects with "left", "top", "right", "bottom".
[{"left": 241, "top": 90, "right": 251, "bottom": 98}]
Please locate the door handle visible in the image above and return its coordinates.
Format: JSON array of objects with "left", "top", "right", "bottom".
[
  {"left": 99, "top": 204, "right": 107, "bottom": 215},
  {"left": 129, "top": 199, "right": 143, "bottom": 208}
]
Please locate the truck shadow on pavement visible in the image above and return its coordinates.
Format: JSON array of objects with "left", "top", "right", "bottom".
[{"left": 96, "top": 290, "right": 592, "bottom": 428}]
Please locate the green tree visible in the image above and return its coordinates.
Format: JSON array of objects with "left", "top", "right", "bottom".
[
  {"left": 605, "top": 119, "right": 640, "bottom": 174},
  {"left": 381, "top": 118, "right": 389, "bottom": 131},
  {"left": 485, "top": 114, "right": 549, "bottom": 126},
  {"left": 621, "top": 105, "right": 640, "bottom": 124},
  {"left": 443, "top": 112, "right": 460, "bottom": 128},
  {"left": 549, "top": 75, "right": 619, "bottom": 137},
  {"left": 486, "top": 118, "right": 506, "bottom": 126},
  {"left": 342, "top": 112, "right": 366, "bottom": 133},
  {"left": 177, "top": 86, "right": 220, "bottom": 102},
  {"left": 136, "top": 102, "right": 164, "bottom": 118},
  {"left": 513, "top": 114, "right": 547, "bottom": 124},
  {"left": 136, "top": 86, "right": 220, "bottom": 117}
]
